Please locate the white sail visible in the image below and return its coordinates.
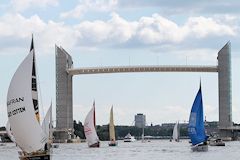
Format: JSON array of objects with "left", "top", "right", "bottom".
[
  {"left": 7, "top": 51, "right": 47, "bottom": 153},
  {"left": 42, "top": 104, "right": 52, "bottom": 139},
  {"left": 84, "top": 106, "right": 99, "bottom": 146},
  {"left": 6, "top": 120, "right": 16, "bottom": 143},
  {"left": 109, "top": 106, "right": 116, "bottom": 142},
  {"left": 172, "top": 122, "right": 179, "bottom": 141}
]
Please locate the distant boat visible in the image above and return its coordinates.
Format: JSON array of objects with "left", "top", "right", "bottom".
[
  {"left": 188, "top": 83, "right": 208, "bottom": 152},
  {"left": 123, "top": 133, "right": 136, "bottom": 142},
  {"left": 141, "top": 126, "right": 145, "bottom": 142},
  {"left": 108, "top": 106, "right": 118, "bottom": 146},
  {"left": 209, "top": 138, "right": 225, "bottom": 146},
  {"left": 84, "top": 101, "right": 100, "bottom": 148},
  {"left": 7, "top": 37, "right": 50, "bottom": 159},
  {"left": 172, "top": 121, "right": 180, "bottom": 142}
]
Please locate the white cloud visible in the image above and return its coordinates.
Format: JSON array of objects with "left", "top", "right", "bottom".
[
  {"left": 10, "top": 0, "right": 58, "bottom": 12},
  {"left": 137, "top": 14, "right": 186, "bottom": 44},
  {"left": 74, "top": 12, "right": 137, "bottom": 44},
  {"left": 0, "top": 13, "right": 237, "bottom": 56},
  {"left": 0, "top": 13, "right": 45, "bottom": 38},
  {"left": 60, "top": 0, "right": 118, "bottom": 19},
  {"left": 184, "top": 16, "right": 236, "bottom": 38}
]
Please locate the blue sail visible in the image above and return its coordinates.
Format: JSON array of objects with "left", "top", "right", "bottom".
[{"left": 188, "top": 85, "right": 207, "bottom": 145}]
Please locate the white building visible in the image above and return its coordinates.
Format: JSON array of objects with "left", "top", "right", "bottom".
[{"left": 135, "top": 113, "right": 146, "bottom": 128}]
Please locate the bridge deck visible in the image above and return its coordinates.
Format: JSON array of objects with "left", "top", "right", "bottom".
[{"left": 67, "top": 65, "right": 218, "bottom": 75}]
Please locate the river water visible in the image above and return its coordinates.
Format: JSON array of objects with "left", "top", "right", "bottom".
[{"left": 0, "top": 140, "right": 239, "bottom": 160}]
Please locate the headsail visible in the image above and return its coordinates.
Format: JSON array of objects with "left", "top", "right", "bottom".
[
  {"left": 42, "top": 103, "right": 52, "bottom": 140},
  {"left": 188, "top": 85, "right": 207, "bottom": 145},
  {"left": 7, "top": 42, "right": 47, "bottom": 153},
  {"left": 84, "top": 105, "right": 99, "bottom": 147},
  {"left": 109, "top": 106, "right": 116, "bottom": 142}
]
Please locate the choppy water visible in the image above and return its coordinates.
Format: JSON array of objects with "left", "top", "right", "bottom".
[{"left": 0, "top": 140, "right": 239, "bottom": 160}]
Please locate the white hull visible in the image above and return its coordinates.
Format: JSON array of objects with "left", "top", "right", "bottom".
[{"left": 123, "top": 137, "right": 136, "bottom": 142}]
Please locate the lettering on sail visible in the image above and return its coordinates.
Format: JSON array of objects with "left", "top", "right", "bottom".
[
  {"left": 8, "top": 107, "right": 26, "bottom": 117},
  {"left": 7, "top": 97, "right": 24, "bottom": 106},
  {"left": 7, "top": 97, "right": 26, "bottom": 117}
]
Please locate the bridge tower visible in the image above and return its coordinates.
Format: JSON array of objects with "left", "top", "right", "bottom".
[
  {"left": 55, "top": 46, "right": 74, "bottom": 142},
  {"left": 218, "top": 42, "right": 233, "bottom": 138}
]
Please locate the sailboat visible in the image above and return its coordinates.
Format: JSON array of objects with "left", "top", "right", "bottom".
[
  {"left": 7, "top": 37, "right": 50, "bottom": 159},
  {"left": 108, "top": 106, "right": 117, "bottom": 146},
  {"left": 141, "top": 125, "right": 145, "bottom": 142},
  {"left": 42, "top": 104, "right": 53, "bottom": 147},
  {"left": 188, "top": 83, "right": 208, "bottom": 152},
  {"left": 84, "top": 101, "right": 100, "bottom": 147},
  {"left": 172, "top": 121, "right": 180, "bottom": 142},
  {"left": 6, "top": 120, "right": 16, "bottom": 143}
]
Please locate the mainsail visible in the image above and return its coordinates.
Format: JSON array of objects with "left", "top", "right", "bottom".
[
  {"left": 172, "top": 122, "right": 179, "bottom": 141},
  {"left": 109, "top": 106, "right": 116, "bottom": 142},
  {"left": 42, "top": 104, "right": 52, "bottom": 140},
  {"left": 84, "top": 104, "right": 99, "bottom": 146},
  {"left": 7, "top": 42, "right": 47, "bottom": 153},
  {"left": 188, "top": 85, "right": 207, "bottom": 145}
]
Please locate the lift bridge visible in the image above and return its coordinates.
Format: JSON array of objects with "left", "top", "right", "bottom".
[{"left": 55, "top": 42, "right": 239, "bottom": 141}]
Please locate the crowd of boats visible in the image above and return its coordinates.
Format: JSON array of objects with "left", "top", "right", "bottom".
[{"left": 3, "top": 37, "right": 226, "bottom": 159}]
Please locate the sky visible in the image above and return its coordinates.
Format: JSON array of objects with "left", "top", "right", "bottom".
[{"left": 0, "top": 0, "right": 240, "bottom": 127}]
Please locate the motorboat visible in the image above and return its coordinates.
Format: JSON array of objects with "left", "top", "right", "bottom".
[
  {"left": 123, "top": 133, "right": 136, "bottom": 142},
  {"left": 209, "top": 138, "right": 225, "bottom": 146}
]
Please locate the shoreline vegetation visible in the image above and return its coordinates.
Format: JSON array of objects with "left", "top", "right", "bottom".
[{"left": 0, "top": 120, "right": 219, "bottom": 142}]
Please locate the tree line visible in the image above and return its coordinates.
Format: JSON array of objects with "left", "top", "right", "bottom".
[{"left": 73, "top": 120, "right": 189, "bottom": 141}]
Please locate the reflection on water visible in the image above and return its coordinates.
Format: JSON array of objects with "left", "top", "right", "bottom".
[{"left": 0, "top": 140, "right": 239, "bottom": 160}]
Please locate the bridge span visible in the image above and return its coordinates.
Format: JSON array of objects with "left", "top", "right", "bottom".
[{"left": 67, "top": 65, "right": 218, "bottom": 75}]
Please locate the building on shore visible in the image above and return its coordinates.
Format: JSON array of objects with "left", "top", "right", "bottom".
[{"left": 135, "top": 113, "right": 146, "bottom": 128}]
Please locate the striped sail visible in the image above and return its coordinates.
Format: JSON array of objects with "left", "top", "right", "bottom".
[
  {"left": 84, "top": 104, "right": 99, "bottom": 147},
  {"left": 30, "top": 39, "right": 40, "bottom": 122}
]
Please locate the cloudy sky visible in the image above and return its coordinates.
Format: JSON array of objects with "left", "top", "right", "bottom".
[{"left": 1, "top": 0, "right": 240, "bottom": 126}]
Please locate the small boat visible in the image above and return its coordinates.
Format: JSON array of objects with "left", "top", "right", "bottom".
[
  {"left": 209, "top": 138, "right": 225, "bottom": 146},
  {"left": 172, "top": 121, "right": 180, "bottom": 142},
  {"left": 188, "top": 83, "right": 208, "bottom": 152},
  {"left": 123, "top": 133, "right": 136, "bottom": 142},
  {"left": 7, "top": 37, "right": 51, "bottom": 159},
  {"left": 84, "top": 101, "right": 100, "bottom": 148},
  {"left": 108, "top": 106, "right": 118, "bottom": 146}
]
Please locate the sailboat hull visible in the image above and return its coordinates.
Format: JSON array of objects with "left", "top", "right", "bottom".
[
  {"left": 19, "top": 152, "right": 50, "bottom": 160},
  {"left": 191, "top": 144, "right": 208, "bottom": 152},
  {"left": 108, "top": 141, "right": 118, "bottom": 146},
  {"left": 89, "top": 142, "right": 100, "bottom": 148}
]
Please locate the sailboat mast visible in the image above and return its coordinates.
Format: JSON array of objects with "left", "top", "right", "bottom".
[
  {"left": 93, "top": 101, "right": 96, "bottom": 127},
  {"left": 49, "top": 103, "right": 53, "bottom": 141}
]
